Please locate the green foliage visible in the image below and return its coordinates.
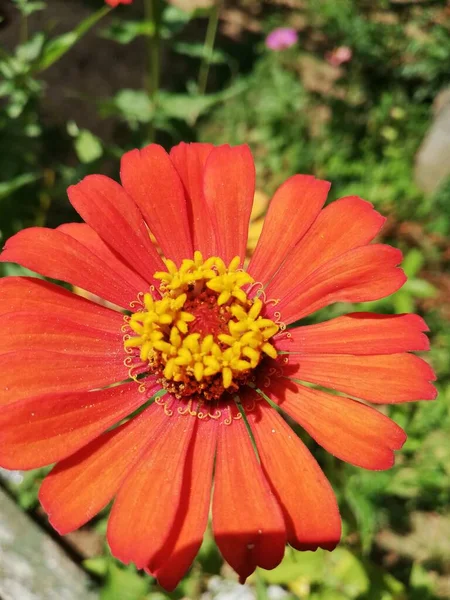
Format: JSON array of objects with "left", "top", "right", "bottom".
[
  {"left": 0, "top": 172, "right": 40, "bottom": 200},
  {"left": 0, "top": 0, "right": 449, "bottom": 598},
  {"left": 259, "top": 547, "right": 406, "bottom": 599},
  {"left": 101, "top": 19, "right": 155, "bottom": 44},
  {"left": 68, "top": 123, "right": 104, "bottom": 164},
  {"left": 37, "top": 6, "right": 111, "bottom": 72},
  {"left": 100, "top": 563, "right": 150, "bottom": 600},
  {"left": 201, "top": 56, "right": 312, "bottom": 188},
  {"left": 12, "top": 0, "right": 46, "bottom": 17},
  {"left": 100, "top": 5, "right": 192, "bottom": 45}
]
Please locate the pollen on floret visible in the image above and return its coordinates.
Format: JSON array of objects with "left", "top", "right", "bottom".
[{"left": 124, "top": 251, "right": 279, "bottom": 401}]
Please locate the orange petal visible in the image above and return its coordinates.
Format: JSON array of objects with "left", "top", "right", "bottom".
[
  {"left": 269, "top": 244, "right": 405, "bottom": 324},
  {"left": 58, "top": 223, "right": 149, "bottom": 298},
  {"left": 266, "top": 196, "right": 385, "bottom": 301},
  {"left": 248, "top": 175, "right": 330, "bottom": 283},
  {"left": 68, "top": 174, "right": 164, "bottom": 284},
  {"left": 0, "top": 381, "right": 158, "bottom": 469},
  {"left": 284, "top": 352, "right": 437, "bottom": 403},
  {"left": 246, "top": 394, "right": 341, "bottom": 551},
  {"left": 212, "top": 408, "right": 286, "bottom": 583},
  {"left": 0, "top": 311, "right": 122, "bottom": 357},
  {"left": 0, "top": 350, "right": 127, "bottom": 405},
  {"left": 148, "top": 416, "right": 218, "bottom": 590},
  {"left": 276, "top": 312, "right": 430, "bottom": 355},
  {"left": 0, "top": 277, "right": 123, "bottom": 331},
  {"left": 39, "top": 403, "right": 166, "bottom": 534},
  {"left": 267, "top": 378, "right": 406, "bottom": 470},
  {"left": 0, "top": 227, "right": 141, "bottom": 309},
  {"left": 121, "top": 144, "right": 193, "bottom": 263},
  {"left": 169, "top": 142, "right": 216, "bottom": 256},
  {"left": 203, "top": 145, "right": 255, "bottom": 265},
  {"left": 107, "top": 405, "right": 196, "bottom": 568}
]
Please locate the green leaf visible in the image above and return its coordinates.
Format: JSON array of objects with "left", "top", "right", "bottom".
[
  {"left": 360, "top": 562, "right": 405, "bottom": 600},
  {"left": 101, "top": 19, "right": 155, "bottom": 44},
  {"left": 0, "top": 173, "right": 39, "bottom": 201},
  {"left": 259, "top": 548, "right": 325, "bottom": 584},
  {"left": 393, "top": 290, "right": 415, "bottom": 314},
  {"left": 16, "top": 32, "right": 46, "bottom": 64},
  {"left": 37, "top": 6, "right": 110, "bottom": 72},
  {"left": 12, "top": 0, "right": 46, "bottom": 17},
  {"left": 386, "top": 467, "right": 420, "bottom": 498},
  {"left": 158, "top": 80, "right": 247, "bottom": 125},
  {"left": 100, "top": 563, "right": 149, "bottom": 600},
  {"left": 403, "top": 278, "right": 437, "bottom": 299},
  {"left": 255, "top": 570, "right": 269, "bottom": 600},
  {"left": 328, "top": 548, "right": 370, "bottom": 598},
  {"left": 402, "top": 248, "right": 425, "bottom": 278},
  {"left": 173, "top": 42, "right": 228, "bottom": 64},
  {"left": 110, "top": 89, "right": 154, "bottom": 126},
  {"left": 310, "top": 592, "right": 349, "bottom": 600},
  {"left": 161, "top": 5, "right": 193, "bottom": 38},
  {"left": 83, "top": 556, "right": 109, "bottom": 577},
  {"left": 345, "top": 477, "right": 377, "bottom": 553},
  {"left": 410, "top": 562, "right": 435, "bottom": 592},
  {"left": 0, "top": 263, "right": 45, "bottom": 278},
  {"left": 74, "top": 130, "right": 103, "bottom": 164},
  {"left": 101, "top": 5, "right": 190, "bottom": 45}
]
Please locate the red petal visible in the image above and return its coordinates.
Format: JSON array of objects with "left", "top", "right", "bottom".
[
  {"left": 0, "top": 381, "right": 157, "bottom": 469},
  {"left": 0, "top": 350, "right": 127, "bottom": 405},
  {"left": 270, "top": 244, "right": 406, "bottom": 324},
  {"left": 276, "top": 312, "right": 430, "bottom": 354},
  {"left": 203, "top": 145, "right": 255, "bottom": 265},
  {"left": 68, "top": 175, "right": 164, "bottom": 284},
  {"left": 266, "top": 196, "right": 386, "bottom": 300},
  {"left": 169, "top": 142, "right": 216, "bottom": 257},
  {"left": 212, "top": 409, "right": 286, "bottom": 583},
  {"left": 0, "top": 227, "right": 141, "bottom": 309},
  {"left": 0, "top": 311, "right": 122, "bottom": 356},
  {"left": 267, "top": 378, "right": 406, "bottom": 470},
  {"left": 246, "top": 395, "right": 341, "bottom": 551},
  {"left": 0, "top": 277, "right": 123, "bottom": 331},
  {"left": 39, "top": 403, "right": 166, "bottom": 534},
  {"left": 148, "top": 417, "right": 217, "bottom": 591},
  {"left": 284, "top": 353, "right": 437, "bottom": 403},
  {"left": 248, "top": 176, "right": 330, "bottom": 283},
  {"left": 59, "top": 223, "right": 149, "bottom": 298},
  {"left": 107, "top": 406, "right": 196, "bottom": 568},
  {"left": 120, "top": 144, "right": 193, "bottom": 263}
]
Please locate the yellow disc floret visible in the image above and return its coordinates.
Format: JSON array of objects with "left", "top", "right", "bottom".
[{"left": 124, "top": 251, "right": 278, "bottom": 400}]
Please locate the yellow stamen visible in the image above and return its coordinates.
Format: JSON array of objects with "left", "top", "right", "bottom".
[{"left": 124, "top": 253, "right": 279, "bottom": 400}]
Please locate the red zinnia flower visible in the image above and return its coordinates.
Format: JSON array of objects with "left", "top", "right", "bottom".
[
  {"left": 105, "top": 0, "right": 132, "bottom": 7},
  {"left": 0, "top": 143, "right": 436, "bottom": 590}
]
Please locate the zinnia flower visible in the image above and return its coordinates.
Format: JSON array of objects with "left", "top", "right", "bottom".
[
  {"left": 265, "top": 27, "right": 298, "bottom": 51},
  {"left": 326, "top": 45, "right": 353, "bottom": 67},
  {"left": 105, "top": 0, "right": 132, "bottom": 7},
  {"left": 0, "top": 143, "right": 436, "bottom": 590}
]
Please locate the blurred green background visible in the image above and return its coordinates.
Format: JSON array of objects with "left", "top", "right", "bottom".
[{"left": 0, "top": 0, "right": 449, "bottom": 598}]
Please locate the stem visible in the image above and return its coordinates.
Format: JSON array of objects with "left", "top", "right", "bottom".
[
  {"left": 0, "top": 46, "right": 11, "bottom": 60},
  {"left": 36, "top": 6, "right": 112, "bottom": 74},
  {"left": 198, "top": 1, "right": 221, "bottom": 96},
  {"left": 255, "top": 569, "right": 269, "bottom": 600},
  {"left": 20, "top": 13, "right": 28, "bottom": 45},
  {"left": 144, "top": 0, "right": 160, "bottom": 141}
]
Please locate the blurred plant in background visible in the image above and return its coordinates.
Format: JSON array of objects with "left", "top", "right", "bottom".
[{"left": 0, "top": 0, "right": 449, "bottom": 598}]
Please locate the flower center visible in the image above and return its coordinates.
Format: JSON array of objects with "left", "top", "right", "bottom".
[{"left": 124, "top": 251, "right": 279, "bottom": 401}]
